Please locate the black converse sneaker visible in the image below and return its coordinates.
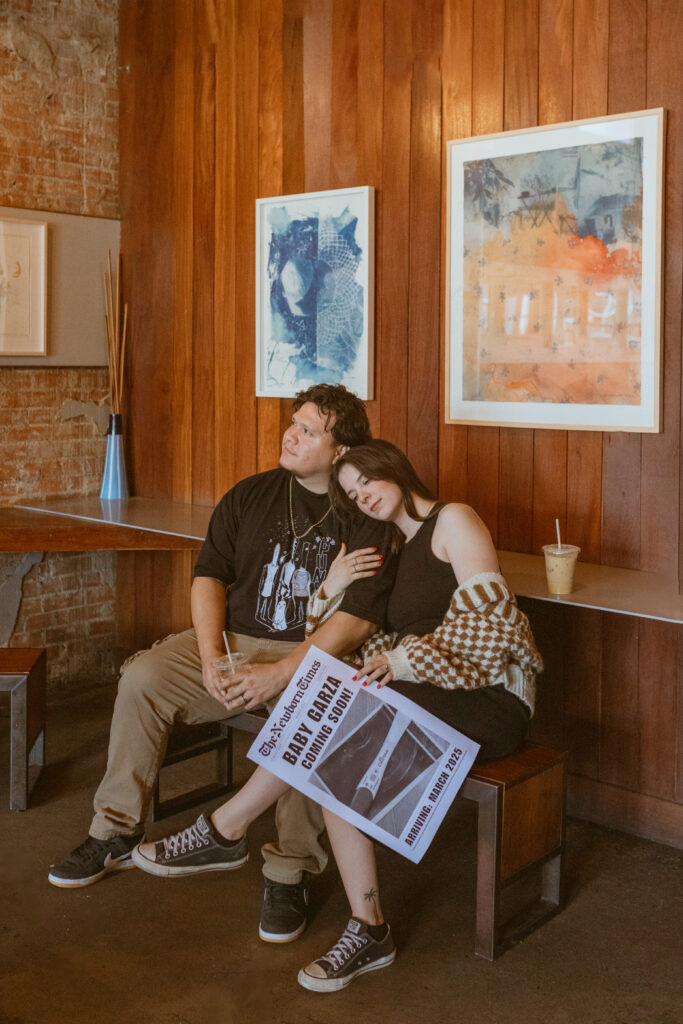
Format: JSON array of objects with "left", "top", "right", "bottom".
[
  {"left": 131, "top": 813, "right": 248, "bottom": 877},
  {"left": 298, "top": 917, "right": 396, "bottom": 992},
  {"left": 48, "top": 833, "right": 143, "bottom": 888},
  {"left": 259, "top": 875, "right": 309, "bottom": 943}
]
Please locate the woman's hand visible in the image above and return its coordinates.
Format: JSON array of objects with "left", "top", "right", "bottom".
[
  {"left": 320, "top": 542, "right": 383, "bottom": 599},
  {"left": 357, "top": 653, "right": 394, "bottom": 688}
]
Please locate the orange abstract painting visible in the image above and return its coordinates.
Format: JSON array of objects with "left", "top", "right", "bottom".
[{"left": 447, "top": 112, "right": 663, "bottom": 431}]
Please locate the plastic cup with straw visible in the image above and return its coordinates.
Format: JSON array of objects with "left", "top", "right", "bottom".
[
  {"left": 542, "top": 518, "right": 580, "bottom": 596},
  {"left": 214, "top": 632, "right": 249, "bottom": 684}
]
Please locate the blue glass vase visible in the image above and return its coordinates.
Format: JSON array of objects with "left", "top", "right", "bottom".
[{"left": 100, "top": 413, "right": 129, "bottom": 500}]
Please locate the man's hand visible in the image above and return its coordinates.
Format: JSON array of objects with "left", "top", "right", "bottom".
[
  {"left": 221, "top": 661, "right": 288, "bottom": 711},
  {"left": 201, "top": 656, "right": 233, "bottom": 707}
]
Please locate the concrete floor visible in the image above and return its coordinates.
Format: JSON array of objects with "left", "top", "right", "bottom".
[{"left": 1, "top": 688, "right": 682, "bottom": 1024}]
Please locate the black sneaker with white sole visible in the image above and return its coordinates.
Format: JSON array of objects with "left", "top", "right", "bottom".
[
  {"left": 131, "top": 813, "right": 248, "bottom": 877},
  {"left": 259, "top": 875, "right": 309, "bottom": 943},
  {"left": 48, "top": 833, "right": 143, "bottom": 888},
  {"left": 297, "top": 917, "right": 396, "bottom": 992}
]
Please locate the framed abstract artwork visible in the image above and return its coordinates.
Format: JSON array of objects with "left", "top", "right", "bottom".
[
  {"left": 256, "top": 186, "right": 374, "bottom": 399},
  {"left": 0, "top": 218, "right": 47, "bottom": 356},
  {"left": 445, "top": 109, "right": 665, "bottom": 431}
]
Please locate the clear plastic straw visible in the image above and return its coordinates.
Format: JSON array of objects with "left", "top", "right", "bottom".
[
  {"left": 555, "top": 518, "right": 562, "bottom": 552},
  {"left": 222, "top": 631, "right": 233, "bottom": 665}
]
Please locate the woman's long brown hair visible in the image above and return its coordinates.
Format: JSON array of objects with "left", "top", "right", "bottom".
[{"left": 330, "top": 439, "right": 440, "bottom": 551}]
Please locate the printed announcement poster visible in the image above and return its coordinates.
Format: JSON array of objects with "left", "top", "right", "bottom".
[{"left": 248, "top": 646, "right": 480, "bottom": 864}]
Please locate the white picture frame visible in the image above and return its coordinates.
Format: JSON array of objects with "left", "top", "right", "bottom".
[
  {"left": 256, "top": 186, "right": 374, "bottom": 399},
  {"left": 446, "top": 109, "right": 665, "bottom": 432},
  {"left": 0, "top": 218, "right": 47, "bottom": 356}
]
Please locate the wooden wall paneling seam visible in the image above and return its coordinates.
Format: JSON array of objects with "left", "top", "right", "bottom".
[
  {"left": 438, "top": 0, "right": 473, "bottom": 504},
  {"left": 191, "top": 42, "right": 217, "bottom": 503},
  {"left": 257, "top": 0, "right": 286, "bottom": 474},
  {"left": 406, "top": 0, "right": 442, "bottom": 493},
  {"left": 232, "top": 0, "right": 261, "bottom": 486},
  {"left": 330, "top": 0, "right": 359, "bottom": 189},
  {"left": 503, "top": 0, "right": 539, "bottom": 133},
  {"left": 538, "top": 0, "right": 573, "bottom": 127},
  {"left": 357, "top": 0, "right": 384, "bottom": 438},
  {"left": 282, "top": 0, "right": 305, "bottom": 195},
  {"left": 498, "top": 0, "right": 540, "bottom": 554},
  {"left": 279, "top": 0, "right": 305, "bottom": 442},
  {"left": 118, "top": 4, "right": 176, "bottom": 650},
  {"left": 642, "top": 0, "right": 683, "bottom": 808},
  {"left": 466, "top": 0, "right": 505, "bottom": 543},
  {"left": 564, "top": 606, "right": 602, "bottom": 778},
  {"left": 644, "top": 0, "right": 683, "bottom": 580},
  {"left": 302, "top": 0, "right": 333, "bottom": 191},
  {"left": 607, "top": 0, "right": 647, "bottom": 112},
  {"left": 214, "top": 4, "right": 238, "bottom": 495},
  {"left": 522, "top": 598, "right": 566, "bottom": 749},
  {"left": 566, "top": 431, "right": 602, "bottom": 562},
  {"left": 121, "top": 6, "right": 176, "bottom": 499},
  {"left": 172, "top": 2, "right": 195, "bottom": 505},
  {"left": 498, "top": 430, "right": 534, "bottom": 552},
  {"left": 599, "top": 612, "right": 640, "bottom": 791},
  {"left": 637, "top": 618, "right": 678, "bottom": 801},
  {"left": 548, "top": 3, "right": 602, "bottom": 565},
  {"left": 571, "top": 0, "right": 608, "bottom": 121},
  {"left": 532, "top": 432, "right": 568, "bottom": 555},
  {"left": 378, "top": 0, "right": 412, "bottom": 450},
  {"left": 569, "top": 0, "right": 609, "bottom": 569},
  {"left": 600, "top": 0, "right": 647, "bottom": 571},
  {"left": 172, "top": 3, "right": 202, "bottom": 635}
]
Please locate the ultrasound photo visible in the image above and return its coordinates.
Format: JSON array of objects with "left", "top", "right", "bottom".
[{"left": 310, "top": 689, "right": 447, "bottom": 838}]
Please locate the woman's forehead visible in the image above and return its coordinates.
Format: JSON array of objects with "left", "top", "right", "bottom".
[{"left": 338, "top": 463, "right": 362, "bottom": 489}]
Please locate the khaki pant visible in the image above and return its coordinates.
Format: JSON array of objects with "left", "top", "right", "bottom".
[{"left": 90, "top": 629, "right": 327, "bottom": 884}]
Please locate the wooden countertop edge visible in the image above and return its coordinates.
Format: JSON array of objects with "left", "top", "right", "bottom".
[{"left": 0, "top": 506, "right": 202, "bottom": 551}]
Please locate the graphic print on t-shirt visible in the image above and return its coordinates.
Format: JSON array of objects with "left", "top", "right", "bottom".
[{"left": 256, "top": 532, "right": 336, "bottom": 633}]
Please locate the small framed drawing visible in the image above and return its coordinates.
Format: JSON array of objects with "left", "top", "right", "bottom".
[
  {"left": 256, "top": 186, "right": 374, "bottom": 399},
  {"left": 445, "top": 108, "right": 665, "bottom": 431},
  {"left": 0, "top": 218, "right": 47, "bottom": 356}
]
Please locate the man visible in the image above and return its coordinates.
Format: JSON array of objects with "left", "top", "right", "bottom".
[{"left": 48, "top": 384, "right": 395, "bottom": 945}]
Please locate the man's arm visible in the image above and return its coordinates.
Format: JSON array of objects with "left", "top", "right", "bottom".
[
  {"left": 222, "top": 611, "right": 377, "bottom": 711},
  {"left": 191, "top": 575, "right": 232, "bottom": 706}
]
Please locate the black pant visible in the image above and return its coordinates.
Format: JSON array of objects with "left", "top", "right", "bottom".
[{"left": 388, "top": 680, "right": 529, "bottom": 762}]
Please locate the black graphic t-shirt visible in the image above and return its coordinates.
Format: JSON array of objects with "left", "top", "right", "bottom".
[{"left": 193, "top": 468, "right": 395, "bottom": 642}]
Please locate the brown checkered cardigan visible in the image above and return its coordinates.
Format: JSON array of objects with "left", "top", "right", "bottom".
[{"left": 306, "top": 571, "right": 543, "bottom": 716}]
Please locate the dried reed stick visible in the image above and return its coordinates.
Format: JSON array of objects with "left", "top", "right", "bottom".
[{"left": 104, "top": 250, "right": 129, "bottom": 415}]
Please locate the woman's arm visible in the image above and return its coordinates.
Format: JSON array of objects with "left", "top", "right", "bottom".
[{"left": 432, "top": 503, "right": 498, "bottom": 584}]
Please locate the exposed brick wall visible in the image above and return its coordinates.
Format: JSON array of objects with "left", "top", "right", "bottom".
[
  {"left": 0, "top": 0, "right": 119, "bottom": 700},
  {"left": 0, "top": 0, "right": 118, "bottom": 218},
  {"left": 0, "top": 368, "right": 110, "bottom": 501}
]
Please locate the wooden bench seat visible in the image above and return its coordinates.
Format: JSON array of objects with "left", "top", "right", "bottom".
[
  {"left": 151, "top": 712, "right": 566, "bottom": 960},
  {"left": 0, "top": 648, "right": 46, "bottom": 810}
]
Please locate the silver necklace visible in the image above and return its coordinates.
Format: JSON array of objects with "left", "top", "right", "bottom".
[{"left": 288, "top": 475, "right": 332, "bottom": 540}]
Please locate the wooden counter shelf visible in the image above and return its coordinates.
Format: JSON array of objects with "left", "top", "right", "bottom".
[
  {"left": 498, "top": 550, "right": 683, "bottom": 625},
  {"left": 2, "top": 498, "right": 682, "bottom": 624},
  {"left": 0, "top": 497, "right": 209, "bottom": 552}
]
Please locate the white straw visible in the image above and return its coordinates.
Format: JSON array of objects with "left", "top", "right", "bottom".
[
  {"left": 555, "top": 518, "right": 562, "bottom": 552},
  {"left": 222, "top": 631, "right": 233, "bottom": 664}
]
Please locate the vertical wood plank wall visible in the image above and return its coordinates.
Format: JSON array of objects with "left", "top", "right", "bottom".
[{"left": 118, "top": 0, "right": 683, "bottom": 846}]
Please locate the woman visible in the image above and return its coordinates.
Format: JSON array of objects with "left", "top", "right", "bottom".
[{"left": 133, "top": 440, "right": 542, "bottom": 992}]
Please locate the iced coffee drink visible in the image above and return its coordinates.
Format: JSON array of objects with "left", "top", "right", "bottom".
[{"left": 542, "top": 544, "right": 580, "bottom": 596}]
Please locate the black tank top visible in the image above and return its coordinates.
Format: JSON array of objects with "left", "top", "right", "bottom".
[{"left": 386, "top": 511, "right": 457, "bottom": 640}]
